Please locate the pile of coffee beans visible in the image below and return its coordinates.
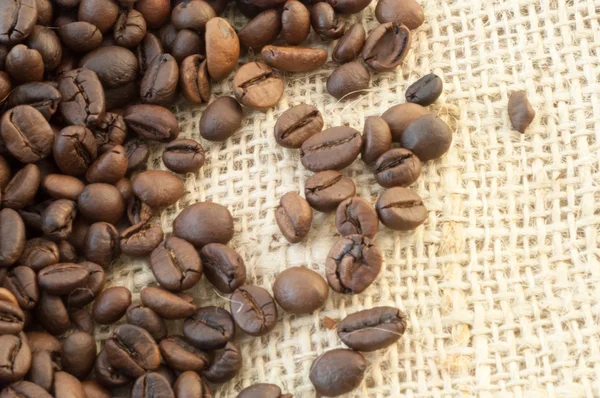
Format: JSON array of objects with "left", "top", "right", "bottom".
[{"left": 0, "top": 0, "right": 449, "bottom": 395}]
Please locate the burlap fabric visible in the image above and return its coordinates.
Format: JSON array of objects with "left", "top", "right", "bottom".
[{"left": 99, "top": 0, "right": 600, "bottom": 396}]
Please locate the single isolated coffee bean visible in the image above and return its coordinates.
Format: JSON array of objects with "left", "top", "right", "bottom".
[
  {"left": 120, "top": 223, "right": 164, "bottom": 257},
  {"left": 335, "top": 197, "right": 379, "bottom": 239},
  {"left": 61, "top": 331, "right": 97, "bottom": 379},
  {"left": 6, "top": 82, "right": 61, "bottom": 120},
  {"left": 261, "top": 45, "right": 328, "bottom": 73},
  {"left": 104, "top": 324, "right": 161, "bottom": 378},
  {"left": 42, "top": 175, "right": 85, "bottom": 201},
  {"left": 174, "top": 202, "right": 234, "bottom": 247},
  {"left": 1, "top": 381, "right": 53, "bottom": 398},
  {"left": 69, "top": 307, "right": 95, "bottom": 334},
  {"left": 80, "top": 46, "right": 139, "bottom": 88},
  {"left": 238, "top": 10, "right": 281, "bottom": 49},
  {"left": 333, "top": 23, "right": 366, "bottom": 64},
  {"left": 141, "top": 53, "right": 179, "bottom": 106},
  {"left": 233, "top": 62, "right": 284, "bottom": 110},
  {"left": 58, "top": 68, "right": 106, "bottom": 127},
  {"left": 326, "top": 235, "right": 382, "bottom": 294},
  {"left": 84, "top": 222, "right": 120, "bottom": 268},
  {"left": 281, "top": 0, "right": 310, "bottom": 45},
  {"left": 327, "top": 61, "right": 370, "bottom": 99},
  {"left": 338, "top": 306, "right": 407, "bottom": 351},
  {"left": 124, "top": 104, "right": 180, "bottom": 142},
  {"left": 376, "top": 0, "right": 424, "bottom": 29},
  {"left": 0, "top": 0, "right": 38, "bottom": 45},
  {"left": 230, "top": 285, "right": 277, "bottom": 336},
  {"left": 159, "top": 335, "right": 210, "bottom": 372},
  {"left": 179, "top": 55, "right": 211, "bottom": 104},
  {"left": 92, "top": 286, "right": 132, "bottom": 325},
  {"left": 131, "top": 372, "right": 174, "bottom": 398},
  {"left": 305, "top": 170, "right": 356, "bottom": 212},
  {"left": 361, "top": 116, "right": 392, "bottom": 165},
  {"left": 202, "top": 341, "right": 242, "bottom": 383},
  {"left": 3, "top": 266, "right": 38, "bottom": 310},
  {"left": 18, "top": 238, "right": 59, "bottom": 272},
  {"left": 171, "top": 0, "right": 216, "bottom": 32},
  {"left": 171, "top": 29, "right": 205, "bottom": 64},
  {"left": 0, "top": 300, "right": 25, "bottom": 335},
  {"left": 508, "top": 90, "right": 535, "bottom": 133},
  {"left": 237, "top": 384, "right": 292, "bottom": 398},
  {"left": 363, "top": 22, "right": 411, "bottom": 71},
  {"left": 114, "top": 8, "right": 147, "bottom": 48},
  {"left": 2, "top": 164, "right": 41, "bottom": 210},
  {"left": 124, "top": 140, "right": 150, "bottom": 172},
  {"left": 150, "top": 237, "right": 203, "bottom": 292},
  {"left": 5, "top": 45, "right": 44, "bottom": 83},
  {"left": 78, "top": 183, "right": 125, "bottom": 224},
  {"left": 140, "top": 286, "right": 198, "bottom": 320},
  {"left": 1, "top": 105, "right": 54, "bottom": 164},
  {"left": 91, "top": 112, "right": 128, "bottom": 154},
  {"left": 376, "top": 186, "right": 427, "bottom": 230},
  {"left": 53, "top": 126, "right": 98, "bottom": 176},
  {"left": 205, "top": 18, "right": 240, "bottom": 81},
  {"left": 311, "top": 3, "right": 345, "bottom": 40},
  {"left": 132, "top": 170, "right": 185, "bottom": 208},
  {"left": 36, "top": 291, "right": 70, "bottom": 335},
  {"left": 137, "top": 33, "right": 164, "bottom": 76},
  {"left": 183, "top": 306, "right": 235, "bottom": 351},
  {"left": 374, "top": 148, "right": 422, "bottom": 187},
  {"left": 200, "top": 243, "right": 247, "bottom": 293},
  {"left": 300, "top": 126, "right": 362, "bottom": 172},
  {"left": 126, "top": 304, "right": 168, "bottom": 341},
  {"left": 67, "top": 261, "right": 106, "bottom": 307},
  {"left": 59, "top": 22, "right": 103, "bottom": 53},
  {"left": 309, "top": 349, "right": 367, "bottom": 396},
  {"left": 0, "top": 209, "right": 26, "bottom": 267},
  {"left": 405, "top": 73, "right": 443, "bottom": 106},
  {"left": 85, "top": 145, "right": 128, "bottom": 184},
  {"left": 274, "top": 104, "right": 323, "bottom": 148},
  {"left": 174, "top": 371, "right": 212, "bottom": 398},
  {"left": 163, "top": 139, "right": 206, "bottom": 173},
  {"left": 400, "top": 114, "right": 452, "bottom": 161},
  {"left": 0, "top": 332, "right": 31, "bottom": 383},
  {"left": 275, "top": 192, "right": 312, "bottom": 243},
  {"left": 381, "top": 102, "right": 430, "bottom": 142},
  {"left": 273, "top": 267, "right": 328, "bottom": 314},
  {"left": 38, "top": 263, "right": 88, "bottom": 296},
  {"left": 199, "top": 97, "right": 243, "bottom": 141}
]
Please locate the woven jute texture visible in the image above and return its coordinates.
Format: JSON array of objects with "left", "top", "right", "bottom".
[{"left": 99, "top": 0, "right": 600, "bottom": 396}]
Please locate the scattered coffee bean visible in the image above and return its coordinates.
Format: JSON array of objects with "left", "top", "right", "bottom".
[
  {"left": 6, "top": 82, "right": 61, "bottom": 120},
  {"left": 311, "top": 3, "right": 345, "bottom": 40},
  {"left": 36, "top": 291, "right": 70, "bottom": 335},
  {"left": 0, "top": 71, "right": 10, "bottom": 100},
  {"left": 238, "top": 10, "right": 282, "bottom": 49},
  {"left": 199, "top": 97, "right": 243, "bottom": 141},
  {"left": 94, "top": 349, "right": 131, "bottom": 389},
  {"left": 92, "top": 286, "right": 132, "bottom": 325},
  {"left": 78, "top": 183, "right": 125, "bottom": 224},
  {"left": 275, "top": 192, "right": 313, "bottom": 243},
  {"left": 79, "top": 0, "right": 119, "bottom": 33},
  {"left": 174, "top": 371, "right": 211, "bottom": 398},
  {"left": 92, "top": 112, "right": 128, "bottom": 153},
  {"left": 86, "top": 145, "right": 128, "bottom": 184},
  {"left": 300, "top": 126, "right": 362, "bottom": 172},
  {"left": 335, "top": 197, "right": 379, "bottom": 238},
  {"left": 405, "top": 73, "right": 443, "bottom": 106},
  {"left": 0, "top": 287, "right": 18, "bottom": 305},
  {"left": 82, "top": 380, "right": 112, "bottom": 398},
  {"left": 230, "top": 285, "right": 277, "bottom": 336},
  {"left": 40, "top": 199, "right": 76, "bottom": 240},
  {"left": 374, "top": 148, "right": 421, "bottom": 187},
  {"left": 135, "top": 0, "right": 170, "bottom": 29},
  {"left": 309, "top": 349, "right": 367, "bottom": 396},
  {"left": 179, "top": 55, "right": 211, "bottom": 104},
  {"left": 59, "top": 22, "right": 103, "bottom": 53},
  {"left": 132, "top": 170, "right": 185, "bottom": 208},
  {"left": 124, "top": 104, "right": 180, "bottom": 142},
  {"left": 199, "top": 243, "right": 247, "bottom": 293},
  {"left": 338, "top": 306, "right": 407, "bottom": 351},
  {"left": 400, "top": 114, "right": 452, "bottom": 161},
  {"left": 42, "top": 174, "right": 85, "bottom": 201},
  {"left": 233, "top": 62, "right": 284, "bottom": 110},
  {"left": 53, "top": 125, "right": 98, "bottom": 176},
  {"left": 326, "top": 235, "right": 382, "bottom": 294},
  {"left": 376, "top": 0, "right": 424, "bottom": 29},
  {"left": 150, "top": 237, "right": 203, "bottom": 292},
  {"left": 84, "top": 222, "right": 121, "bottom": 268},
  {"left": 327, "top": 61, "right": 371, "bottom": 99},
  {"left": 508, "top": 90, "right": 535, "bottom": 133},
  {"left": 375, "top": 186, "right": 427, "bottom": 230},
  {"left": 127, "top": 195, "right": 154, "bottom": 225},
  {"left": 141, "top": 286, "right": 198, "bottom": 320},
  {"left": 19, "top": 238, "right": 59, "bottom": 272},
  {"left": 58, "top": 240, "right": 78, "bottom": 263},
  {"left": 171, "top": 28, "right": 205, "bottom": 64},
  {"left": 114, "top": 8, "right": 147, "bottom": 48},
  {"left": 141, "top": 53, "right": 179, "bottom": 106},
  {"left": 262, "top": 45, "right": 328, "bottom": 73},
  {"left": 126, "top": 304, "right": 168, "bottom": 341},
  {"left": 0, "top": 300, "right": 25, "bottom": 335},
  {"left": 281, "top": 1, "right": 310, "bottom": 45},
  {"left": 67, "top": 261, "right": 106, "bottom": 307},
  {"left": 2, "top": 266, "right": 38, "bottom": 310},
  {"left": 38, "top": 263, "right": 88, "bottom": 296},
  {"left": 58, "top": 68, "right": 106, "bottom": 127},
  {"left": 162, "top": 139, "right": 205, "bottom": 174},
  {"left": 361, "top": 116, "right": 392, "bottom": 165},
  {"left": 237, "top": 383, "right": 292, "bottom": 398},
  {"left": 69, "top": 307, "right": 95, "bottom": 334},
  {"left": 205, "top": 18, "right": 240, "bottom": 81},
  {"left": 183, "top": 306, "right": 235, "bottom": 351},
  {"left": 273, "top": 267, "right": 328, "bottom": 314},
  {"left": 274, "top": 104, "right": 323, "bottom": 148},
  {"left": 202, "top": 341, "right": 242, "bottom": 383},
  {"left": 80, "top": 46, "right": 139, "bottom": 88},
  {"left": 132, "top": 372, "right": 174, "bottom": 398},
  {"left": 6, "top": 45, "right": 44, "bottom": 83},
  {"left": 1, "top": 105, "right": 54, "bottom": 164},
  {"left": 333, "top": 23, "right": 366, "bottom": 64},
  {"left": 363, "top": 22, "right": 411, "bottom": 71},
  {"left": 0, "top": 0, "right": 38, "bottom": 45},
  {"left": 122, "top": 141, "right": 149, "bottom": 173},
  {"left": 0, "top": 209, "right": 26, "bottom": 267},
  {"left": 381, "top": 102, "right": 430, "bottom": 142},
  {"left": 61, "top": 331, "right": 97, "bottom": 379},
  {"left": 174, "top": 202, "right": 234, "bottom": 247},
  {"left": 0, "top": 332, "right": 32, "bottom": 383},
  {"left": 3, "top": 164, "right": 41, "bottom": 210},
  {"left": 159, "top": 335, "right": 210, "bottom": 372},
  {"left": 2, "top": 380, "right": 53, "bottom": 398},
  {"left": 105, "top": 324, "right": 161, "bottom": 378},
  {"left": 137, "top": 33, "right": 164, "bottom": 76},
  {"left": 171, "top": 0, "right": 216, "bottom": 32},
  {"left": 120, "top": 223, "right": 164, "bottom": 257},
  {"left": 305, "top": 170, "right": 356, "bottom": 212}
]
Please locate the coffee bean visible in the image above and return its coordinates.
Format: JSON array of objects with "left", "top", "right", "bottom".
[
  {"left": 124, "top": 104, "right": 180, "bottom": 142},
  {"left": 0, "top": 333, "right": 31, "bottom": 383},
  {"left": 132, "top": 170, "right": 185, "bottom": 209},
  {"left": 94, "top": 349, "right": 131, "bottom": 388},
  {"left": 68, "top": 307, "right": 95, "bottom": 334},
  {"left": 0, "top": 71, "right": 10, "bottom": 103},
  {"left": 1, "top": 380, "right": 53, "bottom": 398},
  {"left": 159, "top": 335, "right": 210, "bottom": 372},
  {"left": 6, "top": 45, "right": 44, "bottom": 82},
  {"left": 105, "top": 324, "right": 161, "bottom": 378},
  {"left": 310, "top": 3, "right": 345, "bottom": 40},
  {"left": 1, "top": 105, "right": 54, "bottom": 164},
  {"left": 280, "top": 0, "right": 310, "bottom": 45},
  {"left": 309, "top": 348, "right": 367, "bottom": 396},
  {"left": 0, "top": 287, "right": 18, "bottom": 305},
  {"left": 3, "top": 164, "right": 41, "bottom": 210},
  {"left": 27, "top": 347, "right": 59, "bottom": 391},
  {"left": 79, "top": 0, "right": 119, "bottom": 33},
  {"left": 162, "top": 139, "right": 205, "bottom": 174},
  {"left": 199, "top": 243, "right": 246, "bottom": 293},
  {"left": 326, "top": 235, "right": 382, "bottom": 294},
  {"left": 172, "top": 0, "right": 216, "bottom": 32},
  {"left": 114, "top": 8, "right": 147, "bottom": 48},
  {"left": 3, "top": 266, "right": 38, "bottom": 310},
  {"left": 0, "top": 0, "right": 37, "bottom": 45},
  {"left": 36, "top": 292, "right": 71, "bottom": 335},
  {"left": 273, "top": 266, "right": 328, "bottom": 314},
  {"left": 338, "top": 306, "right": 406, "bottom": 352},
  {"left": 78, "top": 183, "right": 125, "bottom": 224},
  {"left": 237, "top": 384, "right": 291, "bottom": 398},
  {"left": 233, "top": 62, "right": 284, "bottom": 110},
  {"left": 335, "top": 197, "right": 379, "bottom": 239},
  {"left": 54, "top": 371, "right": 88, "bottom": 398},
  {"left": 132, "top": 373, "right": 174, "bottom": 398},
  {"left": 141, "top": 54, "right": 179, "bottom": 106},
  {"left": 154, "top": 364, "right": 176, "bottom": 386},
  {"left": 53, "top": 126, "right": 98, "bottom": 176},
  {"left": 67, "top": 261, "right": 106, "bottom": 307},
  {"left": 135, "top": 0, "right": 170, "bottom": 29},
  {"left": 41, "top": 199, "right": 77, "bottom": 240},
  {"left": 81, "top": 381, "right": 111, "bottom": 398},
  {"left": 137, "top": 33, "right": 164, "bottom": 76},
  {"left": 123, "top": 141, "right": 149, "bottom": 173},
  {"left": 374, "top": 148, "right": 421, "bottom": 187},
  {"left": 120, "top": 223, "right": 164, "bottom": 257},
  {"left": 127, "top": 195, "right": 154, "bottom": 225},
  {"left": 359, "top": 116, "right": 392, "bottom": 166},
  {"left": 58, "top": 240, "right": 78, "bottom": 263},
  {"left": 230, "top": 285, "right": 277, "bottom": 336},
  {"left": 363, "top": 22, "right": 411, "bottom": 71},
  {"left": 305, "top": 170, "right": 356, "bottom": 212},
  {"left": 150, "top": 237, "right": 203, "bottom": 292},
  {"left": 262, "top": 45, "right": 328, "bottom": 73},
  {"left": 0, "top": 209, "right": 26, "bottom": 267},
  {"left": 141, "top": 286, "right": 197, "bottom": 320},
  {"left": 174, "top": 371, "right": 211, "bottom": 398},
  {"left": 376, "top": 186, "right": 427, "bottom": 230},
  {"left": 61, "top": 331, "right": 96, "bottom": 379},
  {"left": 85, "top": 222, "right": 120, "bottom": 268},
  {"left": 205, "top": 18, "right": 240, "bottom": 81},
  {"left": 66, "top": 217, "right": 90, "bottom": 254},
  {"left": 42, "top": 175, "right": 85, "bottom": 202},
  {"left": 80, "top": 46, "right": 139, "bottom": 88},
  {"left": 405, "top": 73, "right": 443, "bottom": 106},
  {"left": 174, "top": 202, "right": 234, "bottom": 247},
  {"left": 274, "top": 104, "right": 323, "bottom": 148},
  {"left": 333, "top": 23, "right": 366, "bottom": 64},
  {"left": 25, "top": 332, "right": 61, "bottom": 354},
  {"left": 381, "top": 102, "right": 430, "bottom": 142},
  {"left": 199, "top": 97, "right": 243, "bottom": 141},
  {"left": 275, "top": 192, "right": 312, "bottom": 243},
  {"left": 202, "top": 341, "right": 242, "bottom": 383},
  {"left": 300, "top": 126, "right": 362, "bottom": 172},
  {"left": 5, "top": 82, "right": 61, "bottom": 121},
  {"left": 91, "top": 112, "right": 128, "bottom": 154},
  {"left": 508, "top": 90, "right": 535, "bottom": 133},
  {"left": 179, "top": 55, "right": 211, "bottom": 104},
  {"left": 58, "top": 68, "right": 106, "bottom": 127},
  {"left": 375, "top": 0, "right": 424, "bottom": 29},
  {"left": 171, "top": 29, "right": 205, "bottom": 64},
  {"left": 183, "top": 306, "right": 235, "bottom": 350},
  {"left": 126, "top": 304, "right": 168, "bottom": 341},
  {"left": 59, "top": 22, "right": 103, "bottom": 53},
  {"left": 327, "top": 61, "right": 370, "bottom": 99},
  {"left": 38, "top": 263, "right": 88, "bottom": 296},
  {"left": 330, "top": 0, "right": 370, "bottom": 13},
  {"left": 92, "top": 286, "right": 131, "bottom": 325},
  {"left": 0, "top": 300, "right": 24, "bottom": 335},
  {"left": 238, "top": 10, "right": 281, "bottom": 49},
  {"left": 401, "top": 114, "right": 452, "bottom": 161},
  {"left": 86, "top": 145, "right": 128, "bottom": 184}
]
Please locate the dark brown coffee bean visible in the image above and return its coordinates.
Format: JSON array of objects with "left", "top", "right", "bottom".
[
  {"left": 34, "top": 0, "right": 52, "bottom": 24},
  {"left": 333, "top": 23, "right": 366, "bottom": 64},
  {"left": 0, "top": 300, "right": 24, "bottom": 335},
  {"left": 81, "top": 381, "right": 111, "bottom": 398},
  {"left": 335, "top": 197, "right": 379, "bottom": 239},
  {"left": 78, "top": 183, "right": 125, "bottom": 223},
  {"left": 36, "top": 291, "right": 70, "bottom": 335},
  {"left": 51, "top": 371, "right": 85, "bottom": 396},
  {"left": 85, "top": 145, "right": 128, "bottom": 184},
  {"left": 199, "top": 97, "right": 243, "bottom": 141},
  {"left": 61, "top": 332, "right": 96, "bottom": 379},
  {"left": 124, "top": 104, "right": 180, "bottom": 142},
  {"left": 361, "top": 116, "right": 392, "bottom": 165},
  {"left": 132, "top": 373, "right": 174, "bottom": 398},
  {"left": 0, "top": 71, "right": 11, "bottom": 103},
  {"left": 338, "top": 306, "right": 406, "bottom": 352},
  {"left": 275, "top": 192, "right": 312, "bottom": 243},
  {"left": 127, "top": 196, "right": 154, "bottom": 225},
  {"left": 310, "top": 3, "right": 345, "bottom": 40},
  {"left": 233, "top": 62, "right": 284, "bottom": 110},
  {"left": 300, "top": 126, "right": 362, "bottom": 172},
  {"left": 281, "top": 0, "right": 309, "bottom": 45},
  {"left": 126, "top": 304, "right": 168, "bottom": 341},
  {"left": 375, "top": 0, "right": 424, "bottom": 29},
  {"left": 305, "top": 170, "right": 356, "bottom": 212},
  {"left": 230, "top": 285, "right": 277, "bottom": 336},
  {"left": 508, "top": 90, "right": 535, "bottom": 133},
  {"left": 19, "top": 238, "right": 59, "bottom": 272},
  {"left": 262, "top": 45, "right": 328, "bottom": 73},
  {"left": 238, "top": 9, "right": 281, "bottom": 49},
  {"left": 374, "top": 148, "right": 421, "bottom": 187},
  {"left": 38, "top": 263, "right": 88, "bottom": 296},
  {"left": 150, "top": 237, "right": 202, "bottom": 292},
  {"left": 68, "top": 307, "right": 95, "bottom": 334},
  {"left": 174, "top": 371, "right": 211, "bottom": 398},
  {"left": 0, "top": 156, "right": 9, "bottom": 190},
  {"left": 273, "top": 266, "right": 327, "bottom": 314},
  {"left": 84, "top": 222, "right": 120, "bottom": 268},
  {"left": 406, "top": 73, "right": 443, "bottom": 106},
  {"left": 92, "top": 286, "right": 132, "bottom": 325},
  {"left": 0, "top": 209, "right": 26, "bottom": 267},
  {"left": 237, "top": 383, "right": 291, "bottom": 398},
  {"left": 401, "top": 114, "right": 452, "bottom": 161},
  {"left": 94, "top": 349, "right": 131, "bottom": 388},
  {"left": 202, "top": 341, "right": 241, "bottom": 383},
  {"left": 59, "top": 22, "right": 103, "bottom": 53},
  {"left": 1, "top": 380, "right": 53, "bottom": 398},
  {"left": 58, "top": 69, "right": 106, "bottom": 127},
  {"left": 0, "top": 0, "right": 37, "bottom": 45},
  {"left": 66, "top": 217, "right": 90, "bottom": 254},
  {"left": 120, "top": 223, "right": 163, "bottom": 257},
  {"left": 199, "top": 243, "right": 246, "bottom": 294},
  {"left": 274, "top": 104, "right": 323, "bottom": 148},
  {"left": 25, "top": 26, "right": 61, "bottom": 71},
  {"left": 137, "top": 33, "right": 163, "bottom": 76},
  {"left": 124, "top": 140, "right": 149, "bottom": 172},
  {"left": 327, "top": 61, "right": 370, "bottom": 99},
  {"left": 67, "top": 261, "right": 106, "bottom": 307},
  {"left": 158, "top": 24, "right": 177, "bottom": 53},
  {"left": 112, "top": 178, "right": 132, "bottom": 204},
  {"left": 6, "top": 45, "right": 44, "bottom": 82},
  {"left": 132, "top": 170, "right": 184, "bottom": 208},
  {"left": 78, "top": 0, "right": 119, "bottom": 33},
  {"left": 105, "top": 324, "right": 161, "bottom": 378},
  {"left": 140, "top": 287, "right": 198, "bottom": 320},
  {"left": 363, "top": 22, "right": 411, "bottom": 71},
  {"left": 27, "top": 348, "right": 59, "bottom": 391},
  {"left": 104, "top": 81, "right": 140, "bottom": 111},
  {"left": 174, "top": 202, "right": 234, "bottom": 248},
  {"left": 205, "top": 18, "right": 239, "bottom": 81},
  {"left": 5, "top": 82, "right": 61, "bottom": 121},
  {"left": 179, "top": 55, "right": 210, "bottom": 104},
  {"left": 376, "top": 187, "right": 426, "bottom": 230},
  {"left": 80, "top": 46, "right": 138, "bottom": 88},
  {"left": 326, "top": 234, "right": 382, "bottom": 294},
  {"left": 114, "top": 8, "right": 146, "bottom": 48},
  {"left": 162, "top": 139, "right": 205, "bottom": 174},
  {"left": 3, "top": 266, "right": 38, "bottom": 310},
  {"left": 1, "top": 106, "right": 53, "bottom": 164},
  {"left": 135, "top": 0, "right": 170, "bottom": 29},
  {"left": 141, "top": 54, "right": 179, "bottom": 106},
  {"left": 171, "top": 29, "right": 205, "bottom": 64},
  {"left": 0, "top": 333, "right": 31, "bottom": 383},
  {"left": 53, "top": 126, "right": 97, "bottom": 177},
  {"left": 159, "top": 335, "right": 210, "bottom": 372},
  {"left": 42, "top": 175, "right": 84, "bottom": 202},
  {"left": 309, "top": 349, "right": 367, "bottom": 396},
  {"left": 41, "top": 199, "right": 77, "bottom": 240},
  {"left": 183, "top": 306, "right": 235, "bottom": 351},
  {"left": 381, "top": 102, "right": 430, "bottom": 142},
  {"left": 2, "top": 164, "right": 41, "bottom": 210},
  {"left": 91, "top": 113, "right": 128, "bottom": 154},
  {"left": 172, "top": 0, "right": 216, "bottom": 32},
  {"left": 58, "top": 240, "right": 77, "bottom": 262}
]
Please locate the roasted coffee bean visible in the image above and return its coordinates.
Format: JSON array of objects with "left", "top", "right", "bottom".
[
  {"left": 120, "top": 223, "right": 163, "bottom": 257},
  {"left": 25, "top": 331, "right": 61, "bottom": 353},
  {"left": 54, "top": 371, "right": 88, "bottom": 397},
  {"left": 132, "top": 170, "right": 184, "bottom": 208},
  {"left": 135, "top": 0, "right": 170, "bottom": 29},
  {"left": 1, "top": 106, "right": 53, "bottom": 164},
  {"left": 202, "top": 341, "right": 242, "bottom": 383},
  {"left": 80, "top": 46, "right": 139, "bottom": 88},
  {"left": 338, "top": 306, "right": 406, "bottom": 351},
  {"left": 137, "top": 33, "right": 163, "bottom": 76},
  {"left": 376, "top": 187, "right": 426, "bottom": 230},
  {"left": 0, "top": 71, "right": 10, "bottom": 101},
  {"left": 233, "top": 62, "right": 284, "bottom": 110},
  {"left": 124, "top": 141, "right": 150, "bottom": 172},
  {"left": 171, "top": 0, "right": 216, "bottom": 32},
  {"left": 199, "top": 97, "right": 243, "bottom": 141},
  {"left": 114, "top": 9, "right": 146, "bottom": 48},
  {"left": 132, "top": 373, "right": 174, "bottom": 398},
  {"left": 406, "top": 73, "right": 443, "bottom": 106},
  {"left": 61, "top": 332, "right": 96, "bottom": 379},
  {"left": 281, "top": 0, "right": 310, "bottom": 45},
  {"left": 273, "top": 267, "right": 328, "bottom": 314},
  {"left": 92, "top": 286, "right": 132, "bottom": 324},
  {"left": 205, "top": 0, "right": 228, "bottom": 14},
  {"left": 92, "top": 112, "right": 128, "bottom": 153},
  {"left": 300, "top": 126, "right": 362, "bottom": 172},
  {"left": 179, "top": 55, "right": 210, "bottom": 104},
  {"left": 6, "top": 82, "right": 61, "bottom": 121},
  {"left": 158, "top": 24, "right": 177, "bottom": 52},
  {"left": 174, "top": 202, "right": 234, "bottom": 248},
  {"left": 262, "top": 45, "right": 328, "bottom": 73},
  {"left": 326, "top": 235, "right": 382, "bottom": 294},
  {"left": 205, "top": 18, "right": 239, "bottom": 81},
  {"left": 508, "top": 90, "right": 535, "bottom": 133},
  {"left": 230, "top": 285, "right": 277, "bottom": 336},
  {"left": 94, "top": 349, "right": 131, "bottom": 389},
  {"left": 67, "top": 261, "right": 106, "bottom": 307},
  {"left": 58, "top": 240, "right": 77, "bottom": 262},
  {"left": 328, "top": 0, "right": 370, "bottom": 13},
  {"left": 3, "top": 266, "right": 38, "bottom": 310},
  {"left": 305, "top": 170, "right": 356, "bottom": 212},
  {"left": 53, "top": 11, "right": 77, "bottom": 29},
  {"left": 53, "top": 126, "right": 98, "bottom": 176},
  {"left": 34, "top": 0, "right": 53, "bottom": 25},
  {"left": 154, "top": 364, "right": 176, "bottom": 386},
  {"left": 150, "top": 237, "right": 202, "bottom": 292},
  {"left": 36, "top": 291, "right": 70, "bottom": 335},
  {"left": 361, "top": 116, "right": 392, "bottom": 165},
  {"left": 78, "top": 0, "right": 119, "bottom": 33},
  {"left": 381, "top": 102, "right": 430, "bottom": 142},
  {"left": 68, "top": 307, "right": 95, "bottom": 334},
  {"left": 374, "top": 148, "right": 421, "bottom": 187},
  {"left": 333, "top": 23, "right": 366, "bottom": 64},
  {"left": 237, "top": 383, "right": 291, "bottom": 398},
  {"left": 6, "top": 45, "right": 44, "bottom": 83},
  {"left": 126, "top": 304, "right": 168, "bottom": 341},
  {"left": 200, "top": 244, "right": 246, "bottom": 294},
  {"left": 363, "top": 22, "right": 411, "bottom": 71},
  {"left": 85, "top": 145, "right": 128, "bottom": 184},
  {"left": 84, "top": 222, "right": 120, "bottom": 268},
  {"left": 115, "top": 178, "right": 133, "bottom": 202},
  {"left": 163, "top": 139, "right": 205, "bottom": 174},
  {"left": 140, "top": 287, "right": 198, "bottom": 320},
  {"left": 2, "top": 164, "right": 41, "bottom": 210},
  {"left": 58, "top": 69, "right": 106, "bottom": 127},
  {"left": 0, "top": 287, "right": 18, "bottom": 305},
  {"left": 40, "top": 199, "right": 77, "bottom": 240},
  {"left": 81, "top": 381, "right": 111, "bottom": 398},
  {"left": 128, "top": 196, "right": 154, "bottom": 225},
  {"left": 376, "top": 0, "right": 424, "bottom": 29},
  {"left": 401, "top": 114, "right": 452, "bottom": 161},
  {"left": 42, "top": 175, "right": 85, "bottom": 201},
  {"left": 1, "top": 380, "right": 53, "bottom": 398},
  {"left": 124, "top": 104, "right": 180, "bottom": 142},
  {"left": 105, "top": 324, "right": 161, "bottom": 378},
  {"left": 0, "top": 300, "right": 24, "bottom": 335},
  {"left": 309, "top": 349, "right": 367, "bottom": 396},
  {"left": 0, "top": 0, "right": 37, "bottom": 45},
  {"left": 238, "top": 10, "right": 281, "bottom": 49},
  {"left": 104, "top": 81, "right": 140, "bottom": 110},
  {"left": 78, "top": 183, "right": 125, "bottom": 224},
  {"left": 274, "top": 104, "right": 323, "bottom": 148},
  {"left": 0, "top": 333, "right": 31, "bottom": 383},
  {"left": 171, "top": 29, "right": 205, "bottom": 64},
  {"left": 183, "top": 306, "right": 235, "bottom": 351},
  {"left": 335, "top": 197, "right": 379, "bottom": 239},
  {"left": 174, "top": 371, "right": 211, "bottom": 398},
  {"left": 38, "top": 263, "right": 88, "bottom": 296},
  {"left": 59, "top": 22, "right": 103, "bottom": 53},
  {"left": 141, "top": 54, "right": 179, "bottom": 106},
  {"left": 28, "top": 348, "right": 59, "bottom": 391},
  {"left": 327, "top": 61, "right": 370, "bottom": 99},
  {"left": 159, "top": 335, "right": 210, "bottom": 372},
  {"left": 311, "top": 3, "right": 345, "bottom": 40},
  {"left": 0, "top": 209, "right": 26, "bottom": 267},
  {"left": 67, "top": 217, "right": 90, "bottom": 254},
  {"left": 275, "top": 192, "right": 312, "bottom": 243}
]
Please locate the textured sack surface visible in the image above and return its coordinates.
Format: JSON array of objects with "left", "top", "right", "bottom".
[{"left": 99, "top": 0, "right": 600, "bottom": 396}]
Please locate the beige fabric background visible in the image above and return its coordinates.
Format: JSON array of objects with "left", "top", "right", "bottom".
[{"left": 100, "top": 0, "right": 600, "bottom": 396}]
